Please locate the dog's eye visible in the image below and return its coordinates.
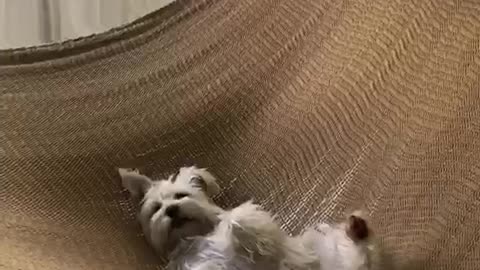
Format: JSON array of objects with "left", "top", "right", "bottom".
[{"left": 174, "top": 193, "right": 190, "bottom": 200}]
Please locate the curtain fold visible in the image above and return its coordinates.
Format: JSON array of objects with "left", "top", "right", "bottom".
[{"left": 0, "top": 0, "right": 174, "bottom": 49}]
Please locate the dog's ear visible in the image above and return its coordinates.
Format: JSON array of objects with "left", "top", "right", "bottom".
[
  {"left": 118, "top": 168, "right": 152, "bottom": 198},
  {"left": 189, "top": 168, "right": 220, "bottom": 196}
]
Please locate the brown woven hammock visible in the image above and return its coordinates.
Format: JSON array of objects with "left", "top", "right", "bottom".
[{"left": 1, "top": 0, "right": 479, "bottom": 269}]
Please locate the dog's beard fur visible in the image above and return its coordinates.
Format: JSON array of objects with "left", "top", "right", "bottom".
[
  {"left": 143, "top": 198, "right": 220, "bottom": 253},
  {"left": 119, "top": 167, "right": 384, "bottom": 270}
]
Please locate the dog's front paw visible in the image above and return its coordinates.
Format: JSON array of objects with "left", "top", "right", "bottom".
[
  {"left": 228, "top": 201, "right": 272, "bottom": 231},
  {"left": 316, "top": 223, "right": 332, "bottom": 234},
  {"left": 225, "top": 201, "right": 285, "bottom": 256}
]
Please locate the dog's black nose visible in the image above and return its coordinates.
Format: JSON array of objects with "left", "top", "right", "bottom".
[{"left": 165, "top": 205, "right": 179, "bottom": 218}]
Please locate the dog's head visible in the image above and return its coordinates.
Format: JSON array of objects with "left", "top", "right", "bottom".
[{"left": 119, "top": 166, "right": 223, "bottom": 254}]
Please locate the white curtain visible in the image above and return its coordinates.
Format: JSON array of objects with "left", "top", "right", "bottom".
[{"left": 0, "top": 0, "right": 174, "bottom": 49}]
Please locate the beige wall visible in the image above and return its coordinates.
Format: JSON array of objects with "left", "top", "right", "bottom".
[{"left": 0, "top": 0, "right": 175, "bottom": 49}]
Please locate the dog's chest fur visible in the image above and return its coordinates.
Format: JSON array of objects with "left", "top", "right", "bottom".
[{"left": 168, "top": 237, "right": 281, "bottom": 270}]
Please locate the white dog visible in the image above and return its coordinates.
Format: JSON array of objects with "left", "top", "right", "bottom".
[{"left": 119, "top": 166, "right": 383, "bottom": 270}]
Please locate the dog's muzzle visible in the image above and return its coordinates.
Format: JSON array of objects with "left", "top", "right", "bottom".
[{"left": 166, "top": 205, "right": 194, "bottom": 228}]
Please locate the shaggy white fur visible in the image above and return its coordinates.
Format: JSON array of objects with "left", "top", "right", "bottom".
[{"left": 119, "top": 166, "right": 383, "bottom": 270}]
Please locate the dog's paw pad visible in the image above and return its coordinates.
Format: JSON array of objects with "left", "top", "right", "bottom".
[{"left": 347, "top": 215, "right": 369, "bottom": 241}]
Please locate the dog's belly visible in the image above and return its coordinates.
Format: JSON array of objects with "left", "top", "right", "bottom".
[{"left": 169, "top": 237, "right": 281, "bottom": 270}]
